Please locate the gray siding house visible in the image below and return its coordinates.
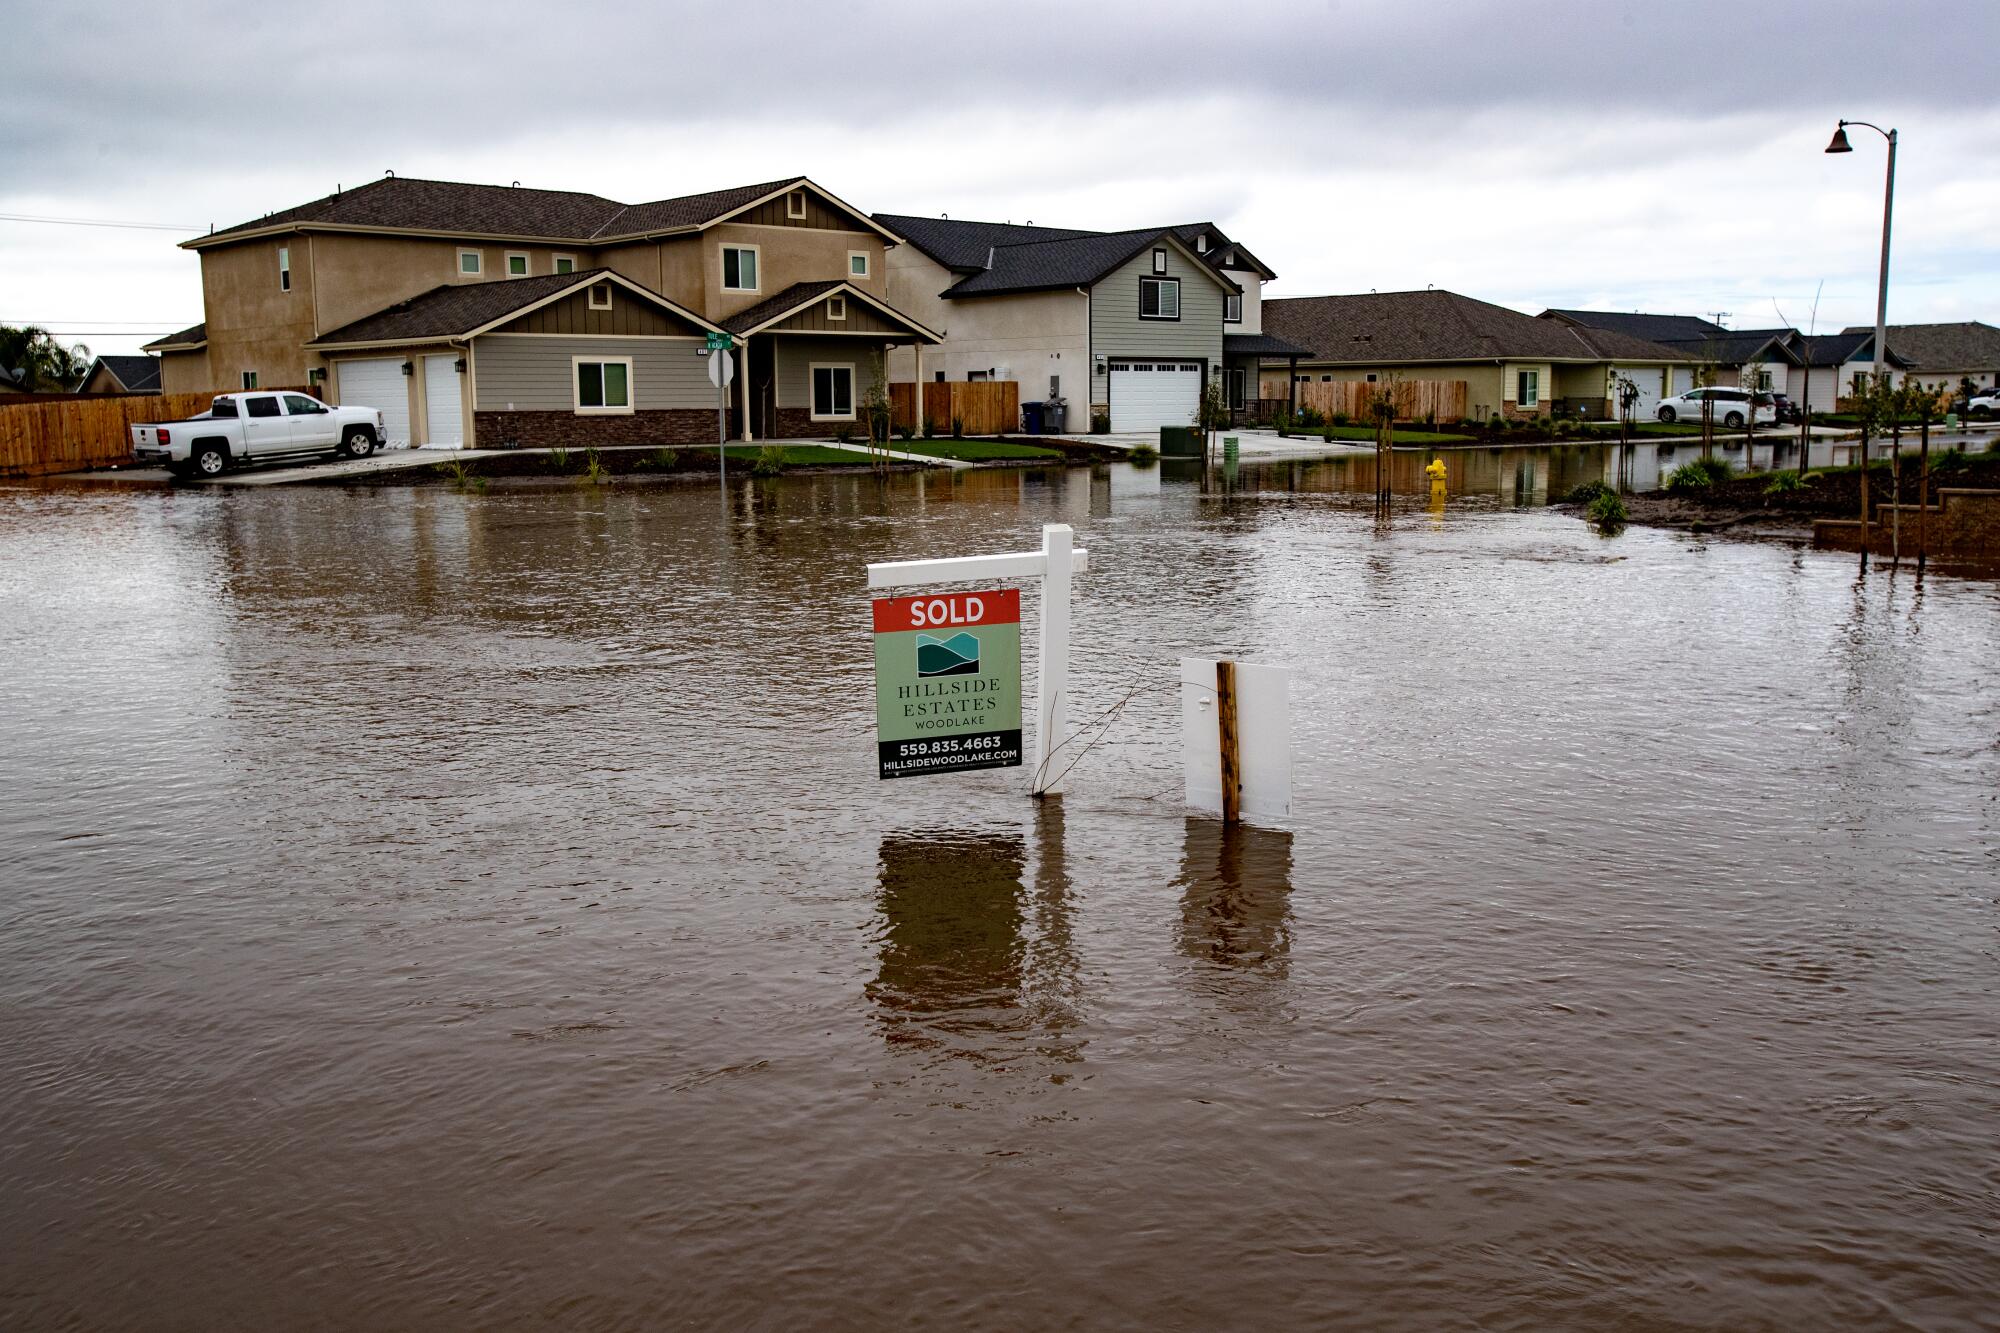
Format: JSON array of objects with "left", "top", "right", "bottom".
[{"left": 879, "top": 216, "right": 1244, "bottom": 432}]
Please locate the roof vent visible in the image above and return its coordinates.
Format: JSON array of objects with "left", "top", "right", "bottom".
[{"left": 985, "top": 247, "right": 995, "bottom": 270}]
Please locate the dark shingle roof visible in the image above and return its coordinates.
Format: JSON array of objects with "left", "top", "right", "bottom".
[
  {"left": 1799, "top": 332, "right": 1881, "bottom": 367},
  {"left": 201, "top": 175, "right": 817, "bottom": 246},
  {"left": 90, "top": 355, "right": 161, "bottom": 391},
  {"left": 940, "top": 228, "right": 1237, "bottom": 298},
  {"left": 143, "top": 321, "right": 206, "bottom": 351},
  {"left": 874, "top": 214, "right": 1101, "bottom": 272},
  {"left": 1653, "top": 328, "right": 1802, "bottom": 366},
  {"left": 1838, "top": 320, "right": 2000, "bottom": 371},
  {"left": 1225, "top": 332, "right": 1312, "bottom": 359},
  {"left": 1265, "top": 290, "right": 1688, "bottom": 365},
  {"left": 310, "top": 269, "right": 673, "bottom": 345},
  {"left": 720, "top": 281, "right": 848, "bottom": 334},
  {"left": 1170, "top": 224, "right": 1277, "bottom": 280},
  {"left": 1543, "top": 309, "right": 1729, "bottom": 342}
]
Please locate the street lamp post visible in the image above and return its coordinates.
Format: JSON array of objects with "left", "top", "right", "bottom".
[{"left": 1825, "top": 119, "right": 1898, "bottom": 388}]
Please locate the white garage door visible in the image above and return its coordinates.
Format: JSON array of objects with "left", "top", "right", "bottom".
[
  {"left": 336, "top": 357, "right": 410, "bottom": 448},
  {"left": 423, "top": 354, "right": 462, "bottom": 448},
  {"left": 1109, "top": 360, "right": 1202, "bottom": 433},
  {"left": 1612, "top": 366, "right": 1664, "bottom": 419}
]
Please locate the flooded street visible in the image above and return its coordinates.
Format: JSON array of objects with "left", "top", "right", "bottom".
[{"left": 3, "top": 463, "right": 1997, "bottom": 1330}]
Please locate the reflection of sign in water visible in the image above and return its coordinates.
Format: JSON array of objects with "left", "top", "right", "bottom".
[{"left": 873, "top": 590, "right": 1022, "bottom": 779}]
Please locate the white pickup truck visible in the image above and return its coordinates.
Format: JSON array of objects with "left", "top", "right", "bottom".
[{"left": 131, "top": 391, "right": 386, "bottom": 478}]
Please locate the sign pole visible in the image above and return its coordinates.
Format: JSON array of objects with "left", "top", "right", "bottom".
[
  {"left": 717, "top": 349, "right": 728, "bottom": 488},
  {"left": 1033, "top": 524, "right": 1073, "bottom": 797}
]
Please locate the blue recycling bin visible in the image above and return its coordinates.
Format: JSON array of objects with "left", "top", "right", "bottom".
[{"left": 1021, "top": 401, "right": 1045, "bottom": 435}]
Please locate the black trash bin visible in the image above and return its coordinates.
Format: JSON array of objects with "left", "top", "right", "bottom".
[{"left": 1021, "top": 401, "right": 1045, "bottom": 435}]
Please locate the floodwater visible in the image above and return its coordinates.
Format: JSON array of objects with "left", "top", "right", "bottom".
[{"left": 3, "top": 463, "right": 1997, "bottom": 1331}]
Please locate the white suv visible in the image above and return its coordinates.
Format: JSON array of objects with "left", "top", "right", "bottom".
[
  {"left": 1967, "top": 388, "right": 1999, "bottom": 419},
  {"left": 1656, "top": 387, "right": 1771, "bottom": 428}
]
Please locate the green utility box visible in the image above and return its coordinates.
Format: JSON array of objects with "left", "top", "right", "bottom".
[{"left": 1159, "top": 426, "right": 1203, "bottom": 457}]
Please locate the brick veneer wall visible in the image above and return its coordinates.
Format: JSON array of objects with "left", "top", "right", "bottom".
[
  {"left": 474, "top": 409, "right": 722, "bottom": 449},
  {"left": 766, "top": 409, "right": 818, "bottom": 439}
]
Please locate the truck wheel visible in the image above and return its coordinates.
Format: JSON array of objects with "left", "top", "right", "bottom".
[
  {"left": 340, "top": 429, "right": 377, "bottom": 459},
  {"left": 190, "top": 443, "right": 229, "bottom": 477}
]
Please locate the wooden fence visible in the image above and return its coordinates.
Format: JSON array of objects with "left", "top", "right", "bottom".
[
  {"left": 890, "top": 381, "right": 1021, "bottom": 436},
  {"left": 0, "top": 387, "right": 311, "bottom": 477},
  {"left": 1259, "top": 378, "right": 1469, "bottom": 424}
]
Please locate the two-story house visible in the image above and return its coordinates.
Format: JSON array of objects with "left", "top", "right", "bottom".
[
  {"left": 876, "top": 214, "right": 1291, "bottom": 432},
  {"left": 145, "top": 174, "right": 941, "bottom": 448}
]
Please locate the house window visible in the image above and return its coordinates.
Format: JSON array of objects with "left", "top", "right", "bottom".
[
  {"left": 1196, "top": 233, "right": 1209, "bottom": 252},
  {"left": 241, "top": 370, "right": 258, "bottom": 389},
  {"left": 1152, "top": 248, "right": 1168, "bottom": 274},
  {"left": 553, "top": 254, "right": 575, "bottom": 274},
  {"left": 786, "top": 190, "right": 807, "bottom": 219},
  {"left": 848, "top": 251, "right": 870, "bottom": 279},
  {"left": 1517, "top": 369, "right": 1539, "bottom": 407},
  {"left": 1365, "top": 373, "right": 1378, "bottom": 383},
  {"left": 827, "top": 296, "right": 846, "bottom": 321},
  {"left": 278, "top": 245, "right": 291, "bottom": 292},
  {"left": 1321, "top": 375, "right": 1332, "bottom": 382},
  {"left": 589, "top": 282, "right": 613, "bottom": 310},
  {"left": 457, "top": 250, "right": 482, "bottom": 277},
  {"left": 1228, "top": 367, "right": 1246, "bottom": 409},
  {"left": 810, "top": 363, "right": 854, "bottom": 420},
  {"left": 574, "top": 357, "right": 632, "bottom": 414},
  {"left": 1224, "top": 292, "right": 1242, "bottom": 323},
  {"left": 1139, "top": 277, "right": 1180, "bottom": 321},
  {"left": 506, "top": 252, "right": 529, "bottom": 277},
  {"left": 722, "top": 245, "right": 759, "bottom": 291}
]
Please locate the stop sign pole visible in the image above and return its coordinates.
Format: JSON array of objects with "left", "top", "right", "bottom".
[{"left": 703, "top": 332, "right": 736, "bottom": 487}]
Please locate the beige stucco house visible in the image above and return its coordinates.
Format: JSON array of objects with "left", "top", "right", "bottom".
[{"left": 145, "top": 175, "right": 941, "bottom": 447}]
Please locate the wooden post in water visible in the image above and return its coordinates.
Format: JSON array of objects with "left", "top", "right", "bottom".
[
  {"left": 1215, "top": 659, "right": 1241, "bottom": 825},
  {"left": 1918, "top": 410, "right": 1931, "bottom": 573}
]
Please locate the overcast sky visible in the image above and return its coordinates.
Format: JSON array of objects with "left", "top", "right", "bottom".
[{"left": 6, "top": 0, "right": 1997, "bottom": 356}]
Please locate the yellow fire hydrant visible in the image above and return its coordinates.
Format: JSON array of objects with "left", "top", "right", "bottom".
[{"left": 1425, "top": 457, "right": 1447, "bottom": 496}]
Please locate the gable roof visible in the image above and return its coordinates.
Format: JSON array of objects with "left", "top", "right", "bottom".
[
  {"left": 1838, "top": 320, "right": 2000, "bottom": 371},
  {"left": 193, "top": 175, "right": 895, "bottom": 250},
  {"left": 940, "top": 228, "right": 1238, "bottom": 299},
  {"left": 1655, "top": 327, "right": 1803, "bottom": 367},
  {"left": 720, "top": 280, "right": 942, "bottom": 342},
  {"left": 1797, "top": 331, "right": 1911, "bottom": 368},
  {"left": 1542, "top": 309, "right": 1728, "bottom": 342},
  {"left": 143, "top": 321, "right": 206, "bottom": 352},
  {"left": 1265, "top": 289, "right": 1689, "bottom": 365},
  {"left": 875, "top": 214, "right": 1101, "bottom": 273},
  {"left": 83, "top": 355, "right": 161, "bottom": 392},
  {"left": 308, "top": 269, "right": 719, "bottom": 347},
  {"left": 1170, "top": 224, "right": 1278, "bottom": 280}
]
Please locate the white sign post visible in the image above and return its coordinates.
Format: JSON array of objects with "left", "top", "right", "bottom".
[
  {"left": 703, "top": 339, "right": 735, "bottom": 486},
  {"left": 868, "top": 523, "right": 1089, "bottom": 795}
]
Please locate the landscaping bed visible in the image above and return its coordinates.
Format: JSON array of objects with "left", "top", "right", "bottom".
[
  {"left": 1591, "top": 447, "right": 2000, "bottom": 536},
  {"left": 339, "top": 444, "right": 904, "bottom": 486},
  {"left": 889, "top": 439, "right": 1062, "bottom": 461}
]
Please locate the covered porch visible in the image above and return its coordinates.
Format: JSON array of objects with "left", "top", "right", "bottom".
[
  {"left": 1224, "top": 332, "right": 1310, "bottom": 426},
  {"left": 721, "top": 281, "right": 943, "bottom": 441}
]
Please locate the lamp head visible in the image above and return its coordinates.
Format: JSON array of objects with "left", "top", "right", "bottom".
[{"left": 1825, "top": 124, "right": 1853, "bottom": 154}]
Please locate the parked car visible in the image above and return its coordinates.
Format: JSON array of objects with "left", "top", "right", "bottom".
[
  {"left": 1967, "top": 388, "right": 2000, "bottom": 419},
  {"left": 1765, "top": 392, "right": 1803, "bottom": 425},
  {"left": 1655, "top": 387, "right": 1772, "bottom": 428},
  {"left": 131, "top": 392, "right": 384, "bottom": 478}
]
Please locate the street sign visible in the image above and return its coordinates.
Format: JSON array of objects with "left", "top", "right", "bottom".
[
  {"left": 873, "top": 589, "right": 1022, "bottom": 779},
  {"left": 707, "top": 350, "right": 735, "bottom": 388},
  {"left": 704, "top": 332, "right": 733, "bottom": 351}
]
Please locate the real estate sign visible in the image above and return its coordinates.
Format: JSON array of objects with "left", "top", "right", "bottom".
[{"left": 873, "top": 590, "right": 1022, "bottom": 779}]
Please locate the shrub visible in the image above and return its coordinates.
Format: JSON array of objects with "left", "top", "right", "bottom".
[
  {"left": 750, "top": 444, "right": 787, "bottom": 477},
  {"left": 1763, "top": 469, "right": 1811, "bottom": 495},
  {"left": 644, "top": 447, "right": 679, "bottom": 471},
  {"left": 1667, "top": 457, "right": 1734, "bottom": 491},
  {"left": 1297, "top": 405, "right": 1324, "bottom": 427},
  {"left": 1275, "top": 409, "right": 1292, "bottom": 438},
  {"left": 1321, "top": 427, "right": 1335, "bottom": 442},
  {"left": 833, "top": 424, "right": 856, "bottom": 443},
  {"left": 922, "top": 416, "right": 938, "bottom": 440},
  {"left": 950, "top": 416, "right": 964, "bottom": 439},
  {"left": 1089, "top": 410, "right": 1110, "bottom": 434},
  {"left": 895, "top": 424, "right": 914, "bottom": 442},
  {"left": 1127, "top": 443, "right": 1159, "bottom": 465},
  {"left": 1586, "top": 490, "right": 1628, "bottom": 529},
  {"left": 1488, "top": 415, "right": 1505, "bottom": 431},
  {"left": 435, "top": 458, "right": 484, "bottom": 491},
  {"left": 1330, "top": 411, "right": 1350, "bottom": 427},
  {"left": 1563, "top": 479, "right": 1614, "bottom": 504},
  {"left": 1933, "top": 447, "right": 1969, "bottom": 473},
  {"left": 546, "top": 445, "right": 571, "bottom": 471}
]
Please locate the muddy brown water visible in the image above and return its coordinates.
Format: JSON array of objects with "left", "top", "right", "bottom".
[{"left": 3, "top": 463, "right": 1997, "bottom": 1330}]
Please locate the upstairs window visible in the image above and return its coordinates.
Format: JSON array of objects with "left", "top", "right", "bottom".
[
  {"left": 1139, "top": 276, "right": 1180, "bottom": 321},
  {"left": 278, "top": 245, "right": 291, "bottom": 292},
  {"left": 828, "top": 296, "right": 846, "bottom": 321},
  {"left": 848, "top": 251, "right": 870, "bottom": 279},
  {"left": 458, "top": 249, "right": 482, "bottom": 276},
  {"left": 553, "top": 254, "right": 576, "bottom": 274},
  {"left": 589, "top": 282, "right": 613, "bottom": 310},
  {"left": 506, "top": 252, "right": 529, "bottom": 277},
  {"left": 1152, "top": 248, "right": 1168, "bottom": 274},
  {"left": 722, "top": 245, "right": 759, "bottom": 292},
  {"left": 786, "top": 190, "right": 808, "bottom": 219},
  {"left": 1224, "top": 292, "right": 1242, "bottom": 323}
]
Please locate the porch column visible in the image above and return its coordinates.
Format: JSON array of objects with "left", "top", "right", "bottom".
[
  {"left": 912, "top": 340, "right": 922, "bottom": 434},
  {"left": 1287, "top": 357, "right": 1298, "bottom": 418},
  {"left": 738, "top": 336, "right": 754, "bottom": 443}
]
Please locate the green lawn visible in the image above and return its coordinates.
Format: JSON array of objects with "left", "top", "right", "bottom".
[
  {"left": 694, "top": 446, "right": 876, "bottom": 467},
  {"left": 893, "top": 439, "right": 1062, "bottom": 460}
]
